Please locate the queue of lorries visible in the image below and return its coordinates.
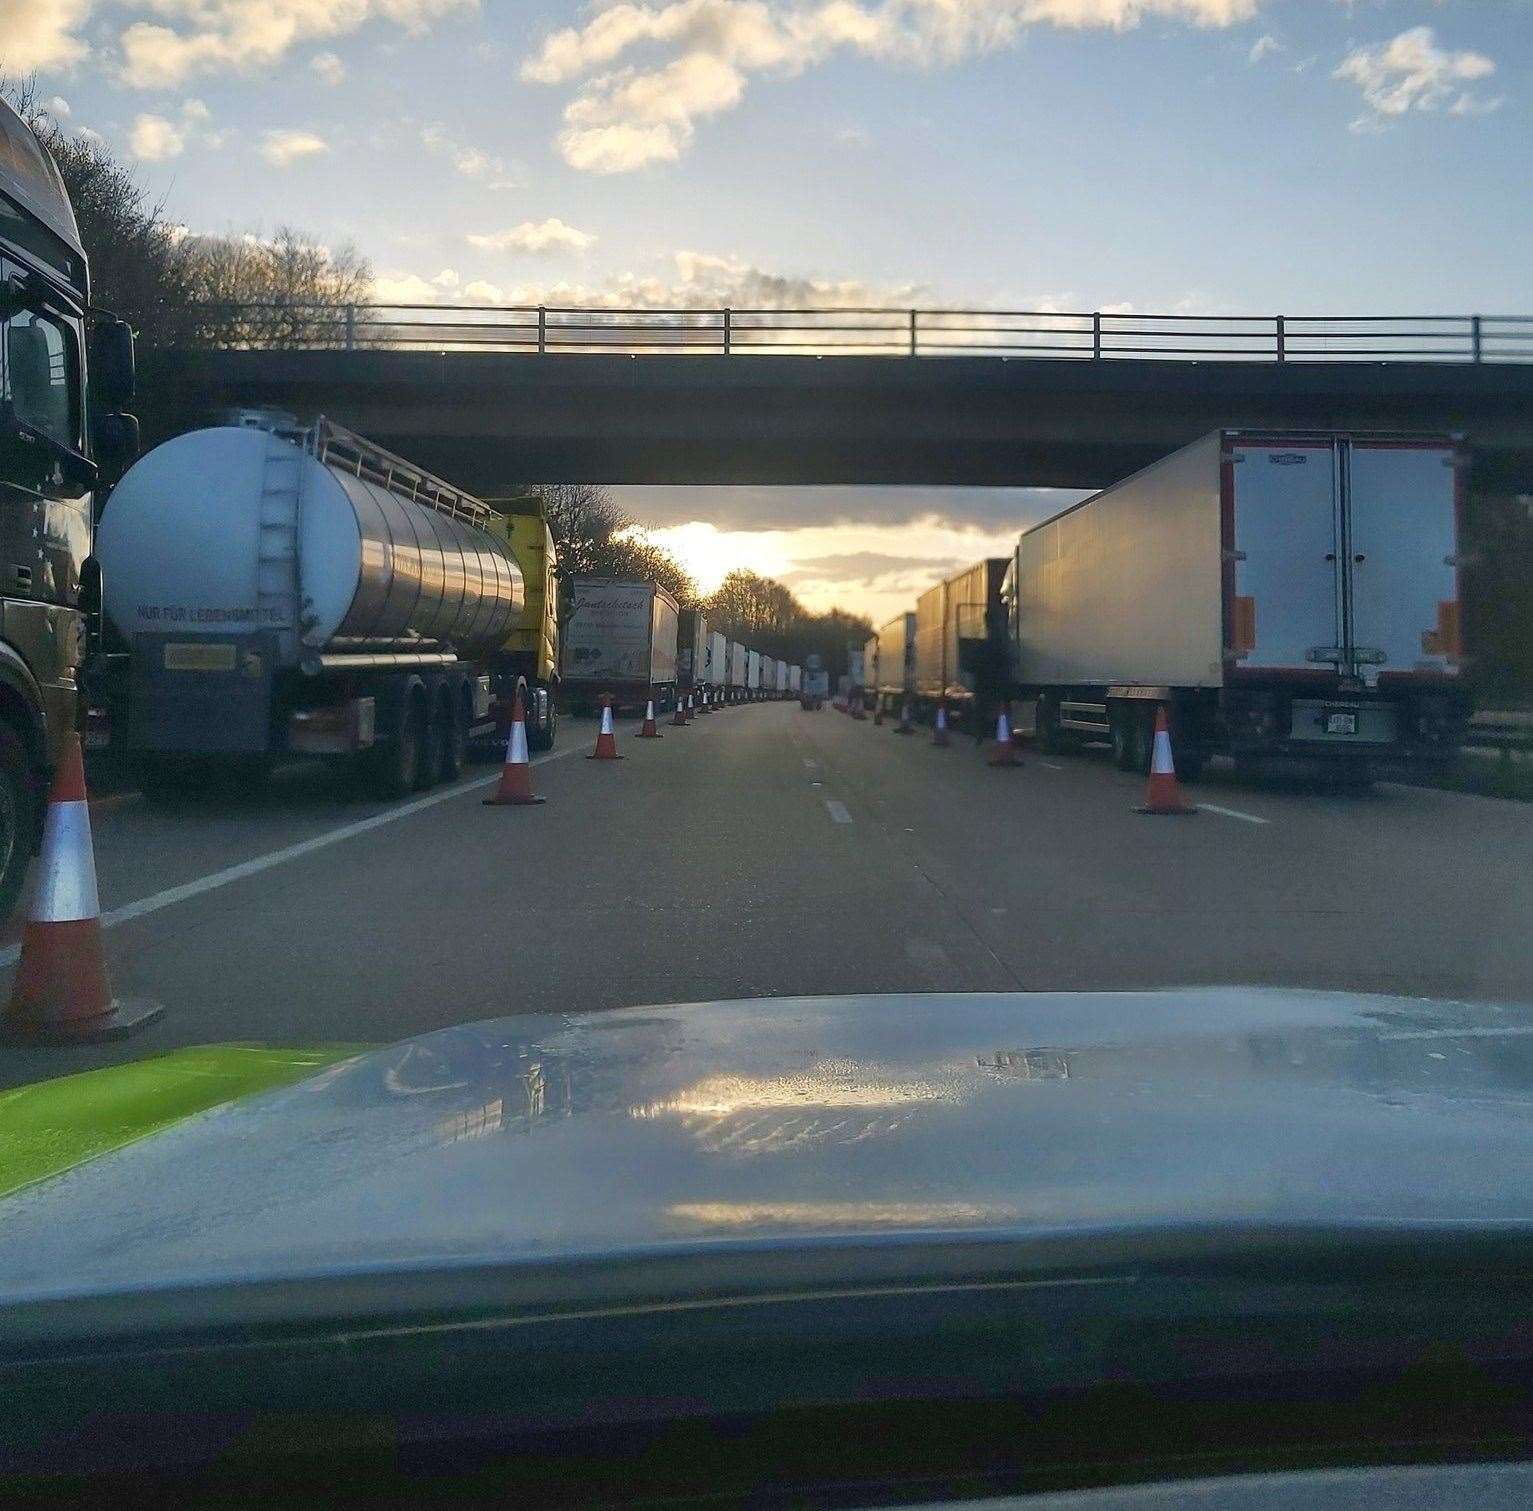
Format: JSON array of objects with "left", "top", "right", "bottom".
[
  {"left": 92, "top": 409, "right": 807, "bottom": 803},
  {"left": 863, "top": 430, "right": 1471, "bottom": 784}
]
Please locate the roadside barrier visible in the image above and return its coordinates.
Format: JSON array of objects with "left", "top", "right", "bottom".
[
  {"left": 638, "top": 698, "right": 662, "bottom": 739},
  {"left": 484, "top": 687, "right": 548, "bottom": 806},
  {"left": 590, "top": 696, "right": 624, "bottom": 760},
  {"left": 933, "top": 703, "right": 950, "bottom": 747},
  {"left": 1137, "top": 707, "right": 1196, "bottom": 816},
  {"left": 5, "top": 734, "right": 163, "bottom": 1042},
  {"left": 987, "top": 705, "right": 1021, "bottom": 767}
]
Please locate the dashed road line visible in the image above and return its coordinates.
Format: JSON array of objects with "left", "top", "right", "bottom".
[
  {"left": 1199, "top": 802, "right": 1272, "bottom": 826},
  {"left": 824, "top": 798, "right": 852, "bottom": 824},
  {"left": 1036, "top": 761, "right": 1064, "bottom": 771},
  {"left": 0, "top": 745, "right": 587, "bottom": 966}
]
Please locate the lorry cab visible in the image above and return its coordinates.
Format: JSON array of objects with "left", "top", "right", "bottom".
[
  {"left": 0, "top": 98, "right": 136, "bottom": 912},
  {"left": 492, "top": 497, "right": 560, "bottom": 750}
]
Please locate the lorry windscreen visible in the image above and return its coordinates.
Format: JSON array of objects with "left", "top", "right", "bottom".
[{"left": 3, "top": 305, "right": 77, "bottom": 451}]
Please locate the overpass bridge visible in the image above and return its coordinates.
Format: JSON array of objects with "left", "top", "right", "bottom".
[{"left": 134, "top": 306, "right": 1533, "bottom": 492}]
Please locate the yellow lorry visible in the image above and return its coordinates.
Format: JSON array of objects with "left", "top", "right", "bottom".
[{"left": 485, "top": 495, "right": 561, "bottom": 752}]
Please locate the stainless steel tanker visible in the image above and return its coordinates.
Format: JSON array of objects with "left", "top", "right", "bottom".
[{"left": 96, "top": 411, "right": 530, "bottom": 797}]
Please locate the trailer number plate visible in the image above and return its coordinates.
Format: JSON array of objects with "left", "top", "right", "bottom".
[
  {"left": 164, "top": 642, "right": 237, "bottom": 672},
  {"left": 1325, "top": 711, "right": 1358, "bottom": 736}
]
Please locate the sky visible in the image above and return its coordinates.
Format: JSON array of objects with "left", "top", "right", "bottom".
[{"left": 7, "top": 0, "right": 1529, "bottom": 622}]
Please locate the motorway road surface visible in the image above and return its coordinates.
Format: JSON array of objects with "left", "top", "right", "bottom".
[{"left": 3, "top": 703, "right": 1532, "bottom": 1088}]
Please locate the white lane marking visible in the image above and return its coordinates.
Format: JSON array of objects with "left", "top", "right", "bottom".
[
  {"left": 824, "top": 799, "right": 852, "bottom": 824},
  {"left": 1199, "top": 802, "right": 1271, "bottom": 826},
  {"left": 0, "top": 746, "right": 585, "bottom": 965},
  {"left": 1037, "top": 761, "right": 1064, "bottom": 771}
]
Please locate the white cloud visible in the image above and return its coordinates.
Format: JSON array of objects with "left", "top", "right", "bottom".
[
  {"left": 1248, "top": 33, "right": 1279, "bottom": 63},
  {"left": 1334, "top": 26, "right": 1498, "bottom": 129},
  {"left": 310, "top": 50, "right": 346, "bottom": 85},
  {"left": 523, "top": 0, "right": 1260, "bottom": 171},
  {"left": 48, "top": 96, "right": 72, "bottom": 117},
  {"left": 418, "top": 123, "right": 522, "bottom": 183},
  {"left": 129, "top": 113, "right": 185, "bottom": 162},
  {"left": 127, "top": 96, "right": 221, "bottom": 160},
  {"left": 2, "top": 0, "right": 91, "bottom": 71},
  {"left": 371, "top": 271, "right": 449, "bottom": 303},
  {"left": 259, "top": 128, "right": 328, "bottom": 166},
  {"left": 115, "top": 0, "right": 477, "bottom": 89},
  {"left": 466, "top": 218, "right": 598, "bottom": 256}
]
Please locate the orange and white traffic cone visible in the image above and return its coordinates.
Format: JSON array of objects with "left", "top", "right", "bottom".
[
  {"left": 895, "top": 700, "right": 914, "bottom": 735},
  {"left": 933, "top": 703, "right": 951, "bottom": 747},
  {"left": 685, "top": 693, "right": 695, "bottom": 723},
  {"left": 671, "top": 694, "right": 688, "bottom": 728},
  {"left": 851, "top": 695, "right": 866, "bottom": 722},
  {"left": 589, "top": 696, "right": 624, "bottom": 760},
  {"left": 637, "top": 698, "right": 662, "bottom": 738},
  {"left": 987, "top": 705, "right": 1021, "bottom": 767},
  {"left": 484, "top": 688, "right": 547, "bottom": 805},
  {"left": 5, "top": 735, "right": 162, "bottom": 1042},
  {"left": 1137, "top": 707, "right": 1196, "bottom": 815}
]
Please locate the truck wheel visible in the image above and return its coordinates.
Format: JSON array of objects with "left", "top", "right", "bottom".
[
  {"left": 1034, "top": 697, "right": 1062, "bottom": 755},
  {"left": 369, "top": 701, "right": 424, "bottom": 799},
  {"left": 1126, "top": 706, "right": 1155, "bottom": 774},
  {"left": 1109, "top": 705, "right": 1137, "bottom": 771},
  {"left": 0, "top": 726, "right": 38, "bottom": 921},
  {"left": 414, "top": 694, "right": 442, "bottom": 792},
  {"left": 530, "top": 695, "right": 557, "bottom": 753},
  {"left": 438, "top": 690, "right": 468, "bottom": 782}
]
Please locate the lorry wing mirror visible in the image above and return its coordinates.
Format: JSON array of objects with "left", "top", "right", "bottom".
[
  {"left": 92, "top": 410, "right": 139, "bottom": 484},
  {"left": 91, "top": 319, "right": 136, "bottom": 411}
]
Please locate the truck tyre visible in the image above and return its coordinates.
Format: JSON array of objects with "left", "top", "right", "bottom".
[
  {"left": 529, "top": 693, "right": 557, "bottom": 753},
  {"left": 1109, "top": 704, "right": 1137, "bottom": 771},
  {"left": 0, "top": 725, "right": 38, "bottom": 921},
  {"left": 439, "top": 688, "right": 468, "bottom": 782},
  {"left": 1034, "top": 696, "right": 1065, "bottom": 755},
  {"left": 369, "top": 698, "right": 424, "bottom": 799},
  {"left": 414, "top": 692, "right": 442, "bottom": 792}
]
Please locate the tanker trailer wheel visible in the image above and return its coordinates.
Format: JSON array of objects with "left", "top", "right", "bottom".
[
  {"left": 1110, "top": 703, "right": 1138, "bottom": 771},
  {"left": 0, "top": 725, "right": 38, "bottom": 921},
  {"left": 369, "top": 693, "right": 425, "bottom": 799},
  {"left": 414, "top": 691, "right": 443, "bottom": 792},
  {"left": 437, "top": 687, "right": 467, "bottom": 783}
]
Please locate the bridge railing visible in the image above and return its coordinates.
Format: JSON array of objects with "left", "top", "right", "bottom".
[{"left": 132, "top": 304, "right": 1533, "bottom": 361}]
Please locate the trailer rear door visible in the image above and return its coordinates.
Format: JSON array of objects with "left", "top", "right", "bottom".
[
  {"left": 1230, "top": 443, "right": 1340, "bottom": 673},
  {"left": 1347, "top": 441, "right": 1459, "bottom": 679}
]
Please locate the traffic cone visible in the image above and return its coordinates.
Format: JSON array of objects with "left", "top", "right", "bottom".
[
  {"left": 484, "top": 688, "right": 547, "bottom": 805},
  {"left": 873, "top": 700, "right": 884, "bottom": 726},
  {"left": 5, "top": 735, "right": 162, "bottom": 1042},
  {"left": 987, "top": 705, "right": 1021, "bottom": 767},
  {"left": 933, "top": 703, "right": 951, "bottom": 747},
  {"left": 1137, "top": 707, "right": 1196, "bottom": 816},
  {"left": 895, "top": 700, "right": 914, "bottom": 735},
  {"left": 671, "top": 694, "right": 688, "bottom": 727},
  {"left": 851, "top": 695, "right": 866, "bottom": 722},
  {"left": 637, "top": 698, "right": 662, "bottom": 738},
  {"left": 685, "top": 693, "right": 695, "bottom": 723},
  {"left": 589, "top": 697, "right": 624, "bottom": 760}
]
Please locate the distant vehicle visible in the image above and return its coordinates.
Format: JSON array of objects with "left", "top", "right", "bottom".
[
  {"left": 727, "top": 640, "right": 747, "bottom": 702},
  {"left": 563, "top": 576, "right": 678, "bottom": 716},
  {"left": 95, "top": 414, "right": 561, "bottom": 799},
  {"left": 0, "top": 97, "right": 137, "bottom": 910},
  {"left": 705, "top": 629, "right": 728, "bottom": 703},
  {"left": 677, "top": 608, "right": 708, "bottom": 697},
  {"left": 775, "top": 660, "right": 789, "bottom": 697},
  {"left": 1005, "top": 430, "right": 1471, "bottom": 782},
  {"left": 872, "top": 612, "right": 916, "bottom": 714},
  {"left": 788, "top": 663, "right": 802, "bottom": 696},
  {"left": 801, "top": 653, "right": 829, "bottom": 710},
  {"left": 913, "top": 559, "right": 1009, "bottom": 722},
  {"left": 747, "top": 649, "right": 762, "bottom": 700}
]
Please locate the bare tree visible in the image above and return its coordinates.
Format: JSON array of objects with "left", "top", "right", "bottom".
[{"left": 519, "top": 482, "right": 696, "bottom": 604}]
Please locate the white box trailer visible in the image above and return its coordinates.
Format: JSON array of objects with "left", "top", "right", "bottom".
[
  {"left": 775, "top": 660, "right": 788, "bottom": 696},
  {"left": 728, "top": 640, "right": 747, "bottom": 700},
  {"left": 1006, "top": 430, "right": 1470, "bottom": 779},
  {"left": 677, "top": 608, "right": 707, "bottom": 690},
  {"left": 788, "top": 664, "right": 802, "bottom": 694},
  {"left": 563, "top": 577, "right": 679, "bottom": 714},
  {"left": 759, "top": 654, "right": 775, "bottom": 700},
  {"left": 706, "top": 630, "right": 728, "bottom": 697},
  {"left": 747, "top": 650, "right": 762, "bottom": 697},
  {"left": 873, "top": 613, "right": 916, "bottom": 710}
]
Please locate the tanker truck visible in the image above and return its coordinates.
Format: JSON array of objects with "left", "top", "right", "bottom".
[{"left": 95, "top": 411, "right": 560, "bottom": 799}]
